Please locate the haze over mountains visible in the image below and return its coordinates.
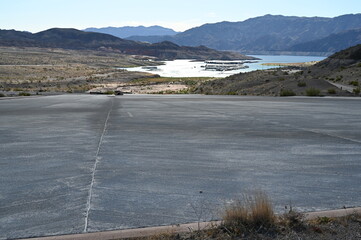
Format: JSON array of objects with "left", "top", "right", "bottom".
[
  {"left": 84, "top": 26, "right": 179, "bottom": 39},
  {"left": 124, "top": 14, "right": 361, "bottom": 55}
]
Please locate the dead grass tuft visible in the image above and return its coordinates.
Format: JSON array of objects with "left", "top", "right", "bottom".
[{"left": 222, "top": 191, "right": 275, "bottom": 234}]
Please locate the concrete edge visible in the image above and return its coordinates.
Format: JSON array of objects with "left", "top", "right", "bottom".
[
  {"left": 19, "top": 221, "right": 221, "bottom": 240},
  {"left": 20, "top": 207, "right": 361, "bottom": 240},
  {"left": 0, "top": 95, "right": 57, "bottom": 100},
  {"left": 304, "top": 206, "right": 361, "bottom": 220}
]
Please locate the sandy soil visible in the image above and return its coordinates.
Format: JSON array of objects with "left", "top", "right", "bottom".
[
  {"left": 0, "top": 47, "right": 160, "bottom": 95},
  {"left": 262, "top": 61, "right": 320, "bottom": 67},
  {"left": 89, "top": 83, "right": 189, "bottom": 94}
]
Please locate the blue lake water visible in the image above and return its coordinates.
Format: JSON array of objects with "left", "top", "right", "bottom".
[{"left": 125, "top": 55, "right": 326, "bottom": 77}]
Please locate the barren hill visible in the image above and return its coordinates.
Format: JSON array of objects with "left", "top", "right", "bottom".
[{"left": 194, "top": 44, "right": 361, "bottom": 96}]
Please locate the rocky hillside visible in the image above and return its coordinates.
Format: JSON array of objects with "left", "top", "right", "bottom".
[
  {"left": 315, "top": 43, "right": 361, "bottom": 69},
  {"left": 194, "top": 44, "right": 361, "bottom": 97},
  {"left": 289, "top": 29, "right": 361, "bottom": 53},
  {"left": 127, "top": 14, "right": 361, "bottom": 54},
  {"left": 0, "top": 28, "right": 254, "bottom": 60}
]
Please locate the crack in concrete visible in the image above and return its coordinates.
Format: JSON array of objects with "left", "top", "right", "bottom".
[
  {"left": 84, "top": 98, "right": 114, "bottom": 232},
  {"left": 156, "top": 100, "right": 361, "bottom": 145}
]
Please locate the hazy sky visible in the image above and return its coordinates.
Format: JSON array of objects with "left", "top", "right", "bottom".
[{"left": 1, "top": 0, "right": 360, "bottom": 33}]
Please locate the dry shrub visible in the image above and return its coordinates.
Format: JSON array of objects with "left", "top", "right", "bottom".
[
  {"left": 278, "top": 208, "right": 305, "bottom": 232},
  {"left": 222, "top": 191, "right": 275, "bottom": 234}
]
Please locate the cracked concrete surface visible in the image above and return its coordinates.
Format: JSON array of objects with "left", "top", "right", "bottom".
[{"left": 1, "top": 94, "right": 361, "bottom": 239}]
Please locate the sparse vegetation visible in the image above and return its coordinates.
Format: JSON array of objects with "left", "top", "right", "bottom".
[
  {"left": 316, "top": 216, "right": 332, "bottom": 224},
  {"left": 349, "top": 80, "right": 359, "bottom": 86},
  {"left": 183, "top": 80, "right": 198, "bottom": 86},
  {"left": 297, "top": 81, "right": 307, "bottom": 87},
  {"left": 176, "top": 89, "right": 191, "bottom": 94},
  {"left": 335, "top": 75, "right": 343, "bottom": 81},
  {"left": 353, "top": 87, "right": 360, "bottom": 95},
  {"left": 280, "top": 89, "right": 296, "bottom": 96},
  {"left": 121, "top": 77, "right": 216, "bottom": 94},
  {"left": 306, "top": 88, "right": 321, "bottom": 96},
  {"left": 0, "top": 46, "right": 160, "bottom": 95},
  {"left": 124, "top": 192, "right": 361, "bottom": 240},
  {"left": 12, "top": 88, "right": 24, "bottom": 92},
  {"left": 151, "top": 88, "right": 191, "bottom": 94},
  {"left": 278, "top": 207, "right": 305, "bottom": 231},
  {"left": 18, "top": 92, "right": 31, "bottom": 96},
  {"left": 327, "top": 88, "right": 336, "bottom": 94},
  {"left": 104, "top": 90, "right": 115, "bottom": 95}
]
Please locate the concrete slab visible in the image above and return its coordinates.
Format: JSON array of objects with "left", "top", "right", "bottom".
[{"left": 1, "top": 95, "right": 361, "bottom": 239}]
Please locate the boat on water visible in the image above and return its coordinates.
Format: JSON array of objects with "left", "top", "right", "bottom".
[
  {"left": 204, "top": 60, "right": 249, "bottom": 71},
  {"left": 141, "top": 66, "right": 159, "bottom": 71}
]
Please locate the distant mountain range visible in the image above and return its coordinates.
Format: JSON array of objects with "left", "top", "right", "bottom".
[
  {"left": 84, "top": 26, "right": 179, "bottom": 39},
  {"left": 126, "top": 14, "right": 361, "bottom": 54},
  {"left": 0, "top": 28, "right": 254, "bottom": 60},
  {"left": 2, "top": 14, "right": 361, "bottom": 57}
]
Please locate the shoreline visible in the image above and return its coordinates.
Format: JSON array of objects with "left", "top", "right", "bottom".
[{"left": 261, "top": 61, "right": 319, "bottom": 67}]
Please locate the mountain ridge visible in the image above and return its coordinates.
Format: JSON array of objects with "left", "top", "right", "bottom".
[
  {"left": 126, "top": 14, "right": 361, "bottom": 54},
  {"left": 0, "top": 28, "right": 255, "bottom": 60},
  {"left": 289, "top": 28, "right": 361, "bottom": 53}
]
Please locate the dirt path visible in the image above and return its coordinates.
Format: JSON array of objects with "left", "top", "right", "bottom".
[{"left": 327, "top": 80, "right": 355, "bottom": 93}]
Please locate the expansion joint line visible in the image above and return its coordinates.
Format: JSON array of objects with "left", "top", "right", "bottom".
[{"left": 84, "top": 98, "right": 114, "bottom": 232}]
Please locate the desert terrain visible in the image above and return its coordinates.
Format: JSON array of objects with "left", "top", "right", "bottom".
[{"left": 0, "top": 47, "right": 162, "bottom": 96}]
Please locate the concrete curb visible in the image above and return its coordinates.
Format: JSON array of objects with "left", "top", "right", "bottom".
[
  {"left": 304, "top": 207, "right": 361, "bottom": 220},
  {"left": 19, "top": 221, "right": 221, "bottom": 240},
  {"left": 20, "top": 207, "right": 361, "bottom": 240}
]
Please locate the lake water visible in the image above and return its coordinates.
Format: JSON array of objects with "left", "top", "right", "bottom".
[{"left": 125, "top": 55, "right": 326, "bottom": 78}]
